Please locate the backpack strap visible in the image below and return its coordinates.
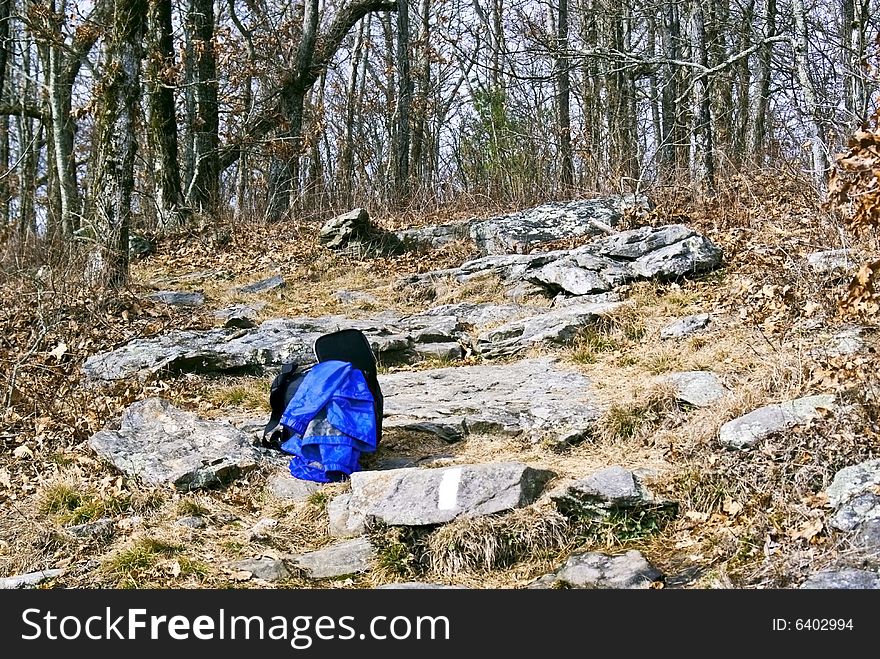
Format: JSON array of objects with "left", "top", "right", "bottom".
[{"left": 262, "top": 362, "right": 299, "bottom": 449}]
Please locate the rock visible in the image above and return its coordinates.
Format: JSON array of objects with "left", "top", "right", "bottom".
[
  {"left": 826, "top": 459, "right": 880, "bottom": 531},
  {"left": 821, "top": 328, "right": 865, "bottom": 357},
  {"left": 88, "top": 398, "right": 262, "bottom": 491},
  {"left": 175, "top": 516, "right": 206, "bottom": 529},
  {"left": 129, "top": 234, "right": 154, "bottom": 260},
  {"left": 82, "top": 313, "right": 467, "bottom": 382},
  {"left": 214, "top": 304, "right": 264, "bottom": 329},
  {"left": 657, "top": 371, "right": 729, "bottom": 407},
  {"left": 335, "top": 290, "right": 380, "bottom": 305},
  {"left": 405, "top": 224, "right": 723, "bottom": 301},
  {"left": 329, "top": 462, "right": 555, "bottom": 535},
  {"left": 718, "top": 394, "right": 837, "bottom": 450},
  {"left": 475, "top": 302, "right": 625, "bottom": 358},
  {"left": 0, "top": 569, "right": 64, "bottom": 589},
  {"left": 293, "top": 537, "right": 375, "bottom": 579},
  {"left": 806, "top": 249, "right": 859, "bottom": 276},
  {"left": 381, "top": 357, "right": 601, "bottom": 445},
  {"left": 550, "top": 465, "right": 670, "bottom": 512},
  {"left": 414, "top": 302, "right": 539, "bottom": 328},
  {"left": 660, "top": 314, "right": 711, "bottom": 340},
  {"left": 831, "top": 492, "right": 880, "bottom": 533},
  {"left": 395, "top": 197, "right": 648, "bottom": 254},
  {"left": 147, "top": 290, "right": 205, "bottom": 307},
  {"left": 505, "top": 281, "right": 548, "bottom": 302},
  {"left": 320, "top": 208, "right": 373, "bottom": 249},
  {"left": 628, "top": 235, "right": 722, "bottom": 280},
  {"left": 320, "top": 208, "right": 403, "bottom": 256},
  {"left": 529, "top": 259, "right": 614, "bottom": 295},
  {"left": 268, "top": 474, "right": 322, "bottom": 502},
  {"left": 799, "top": 568, "right": 880, "bottom": 589},
  {"left": 232, "top": 557, "right": 291, "bottom": 582},
  {"left": 328, "top": 493, "right": 362, "bottom": 538},
  {"left": 235, "top": 275, "right": 285, "bottom": 295},
  {"left": 851, "top": 518, "right": 880, "bottom": 550},
  {"left": 65, "top": 518, "right": 115, "bottom": 538},
  {"left": 249, "top": 518, "right": 278, "bottom": 540},
  {"left": 529, "top": 550, "right": 662, "bottom": 589},
  {"left": 412, "top": 342, "right": 463, "bottom": 361},
  {"left": 552, "top": 292, "right": 623, "bottom": 308}
]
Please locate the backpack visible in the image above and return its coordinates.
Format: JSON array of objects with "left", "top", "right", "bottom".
[{"left": 262, "top": 329, "right": 383, "bottom": 482}]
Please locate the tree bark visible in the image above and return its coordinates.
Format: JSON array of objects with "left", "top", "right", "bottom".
[
  {"left": 395, "top": 0, "right": 411, "bottom": 203},
  {"left": 184, "top": 0, "right": 219, "bottom": 212},
  {"left": 792, "top": 0, "right": 828, "bottom": 193},
  {"left": 556, "top": 0, "right": 573, "bottom": 190},
  {"left": 746, "top": 0, "right": 775, "bottom": 160},
  {"left": 91, "top": 0, "right": 146, "bottom": 286},
  {"left": 146, "top": 0, "right": 186, "bottom": 230}
]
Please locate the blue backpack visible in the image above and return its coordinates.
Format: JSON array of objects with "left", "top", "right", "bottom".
[{"left": 262, "top": 329, "right": 383, "bottom": 483}]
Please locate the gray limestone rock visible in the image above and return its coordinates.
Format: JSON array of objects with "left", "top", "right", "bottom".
[
  {"left": 381, "top": 357, "right": 601, "bottom": 445},
  {"left": 235, "top": 275, "right": 285, "bottom": 295},
  {"left": 529, "top": 550, "right": 662, "bottom": 589},
  {"left": 659, "top": 314, "right": 711, "bottom": 340},
  {"left": 718, "top": 395, "right": 837, "bottom": 450},
  {"left": 656, "top": 371, "right": 729, "bottom": 407},
  {"left": 475, "top": 302, "right": 625, "bottom": 358},
  {"left": 0, "top": 569, "right": 64, "bottom": 589},
  {"left": 233, "top": 557, "right": 291, "bottom": 582},
  {"left": 148, "top": 290, "right": 205, "bottom": 307},
  {"left": 799, "top": 568, "right": 880, "bottom": 589},
  {"left": 293, "top": 537, "right": 376, "bottom": 579},
  {"left": 329, "top": 462, "right": 555, "bottom": 535},
  {"left": 88, "top": 398, "right": 262, "bottom": 490}
]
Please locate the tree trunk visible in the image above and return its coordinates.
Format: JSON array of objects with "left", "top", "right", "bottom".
[
  {"left": 690, "top": 3, "right": 715, "bottom": 190},
  {"left": 92, "top": 0, "right": 147, "bottom": 286},
  {"left": 185, "top": 0, "right": 219, "bottom": 212},
  {"left": 395, "top": 0, "right": 411, "bottom": 203},
  {"left": 556, "top": 0, "right": 573, "bottom": 190},
  {"left": 659, "top": 0, "right": 683, "bottom": 181},
  {"left": 146, "top": 0, "right": 186, "bottom": 230},
  {"left": 410, "top": 0, "right": 429, "bottom": 196},
  {"left": 792, "top": 0, "right": 828, "bottom": 193},
  {"left": 0, "top": 0, "right": 10, "bottom": 225},
  {"left": 747, "top": 0, "right": 775, "bottom": 160}
]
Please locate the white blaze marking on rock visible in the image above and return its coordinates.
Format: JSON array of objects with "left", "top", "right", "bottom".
[{"left": 437, "top": 468, "right": 462, "bottom": 510}]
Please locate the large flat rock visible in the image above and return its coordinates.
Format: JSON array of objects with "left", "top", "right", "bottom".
[
  {"left": 381, "top": 357, "right": 601, "bottom": 444},
  {"left": 81, "top": 313, "right": 462, "bottom": 382},
  {"left": 329, "top": 462, "right": 556, "bottom": 535},
  {"left": 528, "top": 550, "right": 662, "bottom": 589},
  {"left": 88, "top": 398, "right": 262, "bottom": 490}
]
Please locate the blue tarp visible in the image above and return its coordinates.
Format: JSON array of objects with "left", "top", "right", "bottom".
[{"left": 278, "top": 360, "right": 377, "bottom": 483}]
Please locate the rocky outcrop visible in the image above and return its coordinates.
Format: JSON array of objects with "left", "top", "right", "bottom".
[
  {"left": 826, "top": 459, "right": 880, "bottom": 533},
  {"left": 397, "top": 196, "right": 649, "bottom": 254},
  {"left": 381, "top": 357, "right": 601, "bottom": 445},
  {"left": 88, "top": 398, "right": 263, "bottom": 490},
  {"left": 328, "top": 462, "right": 556, "bottom": 536},
  {"left": 400, "top": 224, "right": 723, "bottom": 299}
]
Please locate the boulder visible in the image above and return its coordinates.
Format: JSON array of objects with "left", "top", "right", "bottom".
[{"left": 718, "top": 394, "right": 836, "bottom": 450}]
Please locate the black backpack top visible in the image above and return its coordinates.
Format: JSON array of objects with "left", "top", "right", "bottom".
[{"left": 262, "top": 328, "right": 383, "bottom": 451}]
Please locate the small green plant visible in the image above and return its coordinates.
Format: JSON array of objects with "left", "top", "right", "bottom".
[
  {"left": 306, "top": 491, "right": 330, "bottom": 510},
  {"left": 571, "top": 329, "right": 620, "bottom": 364},
  {"left": 104, "top": 537, "right": 182, "bottom": 586},
  {"left": 597, "top": 387, "right": 677, "bottom": 442},
  {"left": 176, "top": 499, "right": 210, "bottom": 518},
  {"left": 565, "top": 502, "right": 678, "bottom": 547},
  {"left": 38, "top": 483, "right": 130, "bottom": 525}
]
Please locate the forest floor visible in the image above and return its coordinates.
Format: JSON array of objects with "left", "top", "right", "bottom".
[{"left": 2, "top": 170, "right": 880, "bottom": 589}]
